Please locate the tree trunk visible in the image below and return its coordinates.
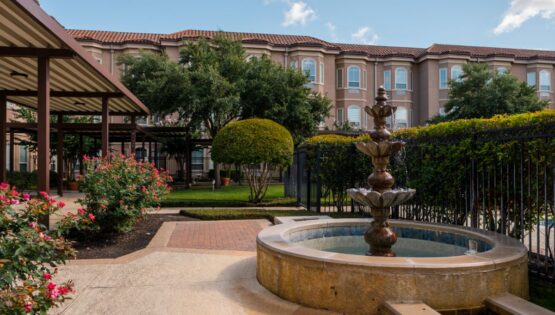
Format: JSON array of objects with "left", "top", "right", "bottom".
[{"left": 214, "top": 163, "right": 221, "bottom": 189}]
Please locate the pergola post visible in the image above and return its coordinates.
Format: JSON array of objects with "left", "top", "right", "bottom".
[
  {"left": 130, "top": 115, "right": 136, "bottom": 154},
  {"left": 148, "top": 141, "right": 152, "bottom": 162},
  {"left": 56, "top": 114, "right": 63, "bottom": 196},
  {"left": 141, "top": 136, "right": 146, "bottom": 161},
  {"left": 0, "top": 94, "right": 6, "bottom": 183},
  {"left": 121, "top": 141, "right": 125, "bottom": 156},
  {"left": 154, "top": 141, "right": 158, "bottom": 168},
  {"left": 37, "top": 55, "right": 50, "bottom": 228},
  {"left": 101, "top": 96, "right": 110, "bottom": 157},
  {"left": 9, "top": 129, "right": 14, "bottom": 174}
]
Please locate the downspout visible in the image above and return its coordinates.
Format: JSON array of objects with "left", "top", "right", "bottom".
[{"left": 284, "top": 47, "right": 289, "bottom": 67}]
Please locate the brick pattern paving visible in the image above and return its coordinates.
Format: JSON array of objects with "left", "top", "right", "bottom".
[{"left": 167, "top": 220, "right": 270, "bottom": 251}]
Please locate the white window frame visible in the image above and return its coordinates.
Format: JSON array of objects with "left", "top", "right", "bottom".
[
  {"left": 395, "top": 67, "right": 408, "bottom": 90},
  {"left": 336, "top": 108, "right": 344, "bottom": 124},
  {"left": 336, "top": 68, "right": 343, "bottom": 88},
  {"left": 439, "top": 68, "right": 448, "bottom": 89},
  {"left": 497, "top": 67, "right": 508, "bottom": 75},
  {"left": 362, "top": 69, "right": 367, "bottom": 89},
  {"left": 527, "top": 71, "right": 536, "bottom": 87},
  {"left": 289, "top": 60, "right": 298, "bottom": 69},
  {"left": 451, "top": 65, "right": 463, "bottom": 81},
  {"left": 319, "top": 63, "right": 325, "bottom": 84},
  {"left": 302, "top": 58, "right": 316, "bottom": 83},
  {"left": 19, "top": 145, "right": 28, "bottom": 172},
  {"left": 347, "top": 105, "right": 361, "bottom": 128},
  {"left": 348, "top": 66, "right": 361, "bottom": 88},
  {"left": 539, "top": 69, "right": 551, "bottom": 92},
  {"left": 383, "top": 70, "right": 391, "bottom": 90},
  {"left": 395, "top": 106, "right": 409, "bottom": 129}
]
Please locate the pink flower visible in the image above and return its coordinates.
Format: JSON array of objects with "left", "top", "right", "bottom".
[
  {"left": 0, "top": 182, "right": 8, "bottom": 190},
  {"left": 58, "top": 286, "right": 72, "bottom": 295},
  {"left": 39, "top": 191, "right": 49, "bottom": 198},
  {"left": 29, "top": 222, "right": 38, "bottom": 228},
  {"left": 10, "top": 199, "right": 19, "bottom": 205},
  {"left": 47, "top": 282, "right": 56, "bottom": 290},
  {"left": 43, "top": 273, "right": 52, "bottom": 280},
  {"left": 24, "top": 302, "right": 32, "bottom": 312},
  {"left": 10, "top": 190, "right": 18, "bottom": 196},
  {"left": 78, "top": 208, "right": 85, "bottom": 215},
  {"left": 49, "top": 198, "right": 57, "bottom": 204},
  {"left": 88, "top": 213, "right": 95, "bottom": 221},
  {"left": 22, "top": 193, "right": 30, "bottom": 200},
  {"left": 57, "top": 201, "right": 66, "bottom": 208},
  {"left": 83, "top": 155, "right": 90, "bottom": 161}
]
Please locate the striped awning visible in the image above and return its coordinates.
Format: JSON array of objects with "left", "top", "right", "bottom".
[{"left": 0, "top": 0, "right": 149, "bottom": 115}]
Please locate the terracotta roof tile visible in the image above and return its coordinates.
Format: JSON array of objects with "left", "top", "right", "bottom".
[
  {"left": 334, "top": 43, "right": 426, "bottom": 58},
  {"left": 67, "top": 29, "right": 555, "bottom": 60},
  {"left": 67, "top": 29, "right": 163, "bottom": 45}
]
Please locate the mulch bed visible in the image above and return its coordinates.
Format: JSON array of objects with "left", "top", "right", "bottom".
[{"left": 71, "top": 214, "right": 196, "bottom": 260}]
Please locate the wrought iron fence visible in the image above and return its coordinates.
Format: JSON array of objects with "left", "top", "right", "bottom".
[{"left": 285, "top": 124, "right": 555, "bottom": 280}]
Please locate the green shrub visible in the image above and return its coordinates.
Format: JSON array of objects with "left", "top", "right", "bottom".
[
  {"left": 180, "top": 209, "right": 365, "bottom": 223},
  {"left": 63, "top": 154, "right": 172, "bottom": 237},
  {"left": 212, "top": 119, "right": 294, "bottom": 203},
  {"left": 0, "top": 187, "right": 75, "bottom": 314},
  {"left": 301, "top": 109, "right": 555, "bottom": 233}
]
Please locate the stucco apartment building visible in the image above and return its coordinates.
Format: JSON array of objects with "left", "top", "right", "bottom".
[{"left": 67, "top": 29, "right": 555, "bottom": 132}]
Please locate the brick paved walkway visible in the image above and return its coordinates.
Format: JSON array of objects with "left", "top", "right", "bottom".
[{"left": 167, "top": 219, "right": 270, "bottom": 251}]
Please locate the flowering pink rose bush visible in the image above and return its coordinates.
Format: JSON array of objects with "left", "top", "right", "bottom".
[
  {"left": 0, "top": 186, "right": 75, "bottom": 314},
  {"left": 59, "top": 154, "right": 171, "bottom": 237}
]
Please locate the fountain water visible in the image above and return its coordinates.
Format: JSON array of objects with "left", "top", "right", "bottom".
[{"left": 347, "top": 86, "right": 415, "bottom": 256}]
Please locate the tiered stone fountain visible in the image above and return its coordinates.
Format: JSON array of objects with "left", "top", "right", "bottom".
[
  {"left": 347, "top": 86, "right": 415, "bottom": 257},
  {"left": 256, "top": 87, "right": 528, "bottom": 314}
]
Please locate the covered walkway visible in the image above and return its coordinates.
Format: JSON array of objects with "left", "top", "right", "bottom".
[{"left": 0, "top": 0, "right": 150, "bottom": 227}]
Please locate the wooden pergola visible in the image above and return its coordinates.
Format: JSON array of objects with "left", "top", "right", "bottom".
[{"left": 0, "top": 0, "right": 149, "bottom": 225}]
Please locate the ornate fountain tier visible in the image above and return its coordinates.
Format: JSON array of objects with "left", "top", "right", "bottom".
[{"left": 347, "top": 86, "right": 415, "bottom": 257}]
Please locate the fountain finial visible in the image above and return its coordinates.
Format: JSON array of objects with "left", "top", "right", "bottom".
[{"left": 347, "top": 86, "right": 415, "bottom": 257}]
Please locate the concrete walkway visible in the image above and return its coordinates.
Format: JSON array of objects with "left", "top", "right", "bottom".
[{"left": 53, "top": 220, "right": 336, "bottom": 315}]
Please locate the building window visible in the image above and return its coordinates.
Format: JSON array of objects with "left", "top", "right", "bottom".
[
  {"left": 527, "top": 72, "right": 536, "bottom": 87},
  {"left": 395, "top": 106, "right": 409, "bottom": 129},
  {"left": 19, "top": 145, "right": 27, "bottom": 172},
  {"left": 348, "top": 66, "right": 361, "bottom": 88},
  {"left": 192, "top": 149, "right": 204, "bottom": 171},
  {"left": 336, "top": 108, "right": 344, "bottom": 124},
  {"left": 319, "top": 63, "right": 325, "bottom": 83},
  {"left": 336, "top": 68, "right": 343, "bottom": 88},
  {"left": 347, "top": 105, "right": 361, "bottom": 128},
  {"left": 540, "top": 70, "right": 551, "bottom": 92},
  {"left": 439, "top": 106, "right": 447, "bottom": 117},
  {"left": 451, "top": 65, "right": 463, "bottom": 81},
  {"left": 439, "top": 68, "right": 448, "bottom": 89},
  {"left": 362, "top": 70, "right": 367, "bottom": 89},
  {"left": 383, "top": 70, "right": 391, "bottom": 90},
  {"left": 289, "top": 60, "right": 297, "bottom": 69},
  {"left": 395, "top": 67, "right": 408, "bottom": 90},
  {"left": 302, "top": 59, "right": 316, "bottom": 83},
  {"left": 497, "top": 67, "right": 508, "bottom": 75}
]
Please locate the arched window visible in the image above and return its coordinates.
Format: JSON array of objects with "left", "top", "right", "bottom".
[
  {"left": 395, "top": 107, "right": 409, "bottom": 129},
  {"left": 451, "top": 65, "right": 463, "bottom": 81},
  {"left": 302, "top": 59, "right": 316, "bottom": 83},
  {"left": 348, "top": 66, "right": 361, "bottom": 88},
  {"left": 347, "top": 105, "right": 361, "bottom": 128},
  {"left": 497, "top": 67, "right": 508, "bottom": 75},
  {"left": 395, "top": 67, "right": 407, "bottom": 90},
  {"left": 540, "top": 70, "right": 551, "bottom": 91}
]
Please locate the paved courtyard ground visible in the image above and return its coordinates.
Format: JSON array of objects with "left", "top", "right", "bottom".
[{"left": 53, "top": 219, "right": 336, "bottom": 315}]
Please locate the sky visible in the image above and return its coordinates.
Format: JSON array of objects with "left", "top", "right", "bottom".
[{"left": 40, "top": 0, "right": 555, "bottom": 50}]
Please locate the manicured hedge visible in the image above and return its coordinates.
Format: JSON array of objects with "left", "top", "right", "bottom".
[{"left": 301, "top": 110, "right": 555, "bottom": 232}]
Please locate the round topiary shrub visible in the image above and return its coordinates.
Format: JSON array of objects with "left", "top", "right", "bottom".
[{"left": 212, "top": 118, "right": 294, "bottom": 203}]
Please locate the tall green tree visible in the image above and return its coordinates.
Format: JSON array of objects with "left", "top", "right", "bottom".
[
  {"left": 178, "top": 34, "right": 246, "bottom": 187},
  {"left": 432, "top": 63, "right": 548, "bottom": 122},
  {"left": 240, "top": 56, "right": 331, "bottom": 144}
]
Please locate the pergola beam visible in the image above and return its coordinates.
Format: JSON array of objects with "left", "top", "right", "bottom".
[
  {"left": 101, "top": 96, "right": 109, "bottom": 157},
  {"left": 0, "top": 47, "right": 75, "bottom": 58},
  {"left": 0, "top": 90, "right": 124, "bottom": 98}
]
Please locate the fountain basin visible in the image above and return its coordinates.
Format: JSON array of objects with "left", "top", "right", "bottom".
[{"left": 256, "top": 219, "right": 528, "bottom": 315}]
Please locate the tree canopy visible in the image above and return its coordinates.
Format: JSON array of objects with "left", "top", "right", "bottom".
[
  {"left": 211, "top": 118, "right": 293, "bottom": 202},
  {"left": 432, "top": 63, "right": 548, "bottom": 122}
]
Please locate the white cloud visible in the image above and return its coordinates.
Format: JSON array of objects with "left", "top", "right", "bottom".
[
  {"left": 351, "top": 26, "right": 379, "bottom": 44},
  {"left": 282, "top": 2, "right": 316, "bottom": 27},
  {"left": 326, "top": 22, "right": 337, "bottom": 40},
  {"left": 494, "top": 0, "right": 555, "bottom": 34}
]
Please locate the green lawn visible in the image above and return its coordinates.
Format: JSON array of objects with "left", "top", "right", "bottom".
[{"left": 162, "top": 184, "right": 296, "bottom": 207}]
